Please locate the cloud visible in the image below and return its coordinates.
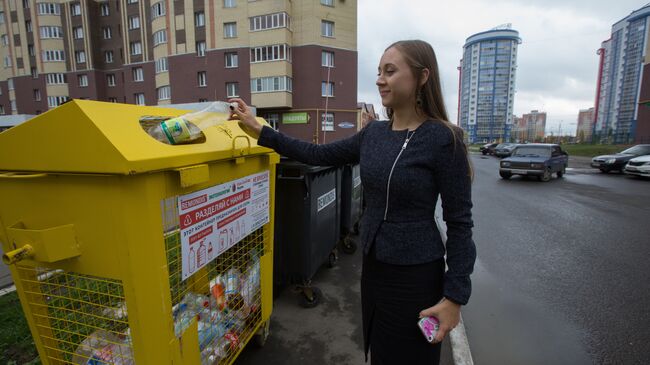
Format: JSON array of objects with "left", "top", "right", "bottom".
[{"left": 357, "top": 0, "right": 643, "bottom": 134}]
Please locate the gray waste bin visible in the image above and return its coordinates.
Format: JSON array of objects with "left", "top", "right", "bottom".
[
  {"left": 273, "top": 159, "right": 341, "bottom": 307},
  {"left": 339, "top": 164, "right": 362, "bottom": 254}
]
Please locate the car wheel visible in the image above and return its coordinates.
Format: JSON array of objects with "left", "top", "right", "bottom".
[
  {"left": 482, "top": 151, "right": 487, "bottom": 155},
  {"left": 539, "top": 168, "right": 551, "bottom": 182},
  {"left": 557, "top": 166, "right": 566, "bottom": 178},
  {"left": 599, "top": 168, "right": 610, "bottom": 173},
  {"left": 499, "top": 172, "right": 512, "bottom": 179}
]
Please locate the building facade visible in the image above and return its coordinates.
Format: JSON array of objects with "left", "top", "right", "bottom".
[
  {"left": 458, "top": 25, "right": 520, "bottom": 144},
  {"left": 0, "top": 0, "right": 358, "bottom": 143},
  {"left": 593, "top": 4, "right": 650, "bottom": 144},
  {"left": 576, "top": 107, "right": 595, "bottom": 143},
  {"left": 513, "top": 110, "right": 546, "bottom": 143}
]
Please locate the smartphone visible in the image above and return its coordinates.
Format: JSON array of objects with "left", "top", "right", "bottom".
[{"left": 417, "top": 316, "right": 440, "bottom": 343}]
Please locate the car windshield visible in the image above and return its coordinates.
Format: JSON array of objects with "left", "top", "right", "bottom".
[
  {"left": 513, "top": 147, "right": 551, "bottom": 157},
  {"left": 620, "top": 145, "right": 650, "bottom": 155}
]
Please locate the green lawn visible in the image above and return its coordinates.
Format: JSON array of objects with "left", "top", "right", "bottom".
[
  {"left": 561, "top": 144, "right": 633, "bottom": 157},
  {"left": 0, "top": 291, "right": 40, "bottom": 365}
]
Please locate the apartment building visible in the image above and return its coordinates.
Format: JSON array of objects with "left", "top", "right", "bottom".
[{"left": 0, "top": 0, "right": 358, "bottom": 142}]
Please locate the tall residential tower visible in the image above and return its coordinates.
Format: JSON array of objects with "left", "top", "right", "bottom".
[{"left": 458, "top": 25, "right": 520, "bottom": 143}]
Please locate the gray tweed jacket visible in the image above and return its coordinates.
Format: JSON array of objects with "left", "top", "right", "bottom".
[{"left": 258, "top": 120, "right": 476, "bottom": 305}]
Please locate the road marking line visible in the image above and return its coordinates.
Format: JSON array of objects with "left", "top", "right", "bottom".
[{"left": 0, "top": 284, "right": 16, "bottom": 297}]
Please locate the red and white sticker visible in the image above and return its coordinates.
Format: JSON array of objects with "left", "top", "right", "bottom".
[{"left": 178, "top": 171, "right": 270, "bottom": 279}]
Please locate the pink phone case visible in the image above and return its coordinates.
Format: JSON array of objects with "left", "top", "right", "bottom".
[{"left": 417, "top": 316, "right": 440, "bottom": 343}]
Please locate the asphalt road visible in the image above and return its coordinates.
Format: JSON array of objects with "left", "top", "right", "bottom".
[{"left": 463, "top": 154, "right": 650, "bottom": 364}]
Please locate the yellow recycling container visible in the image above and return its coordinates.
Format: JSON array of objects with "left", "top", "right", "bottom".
[{"left": 0, "top": 100, "right": 279, "bottom": 364}]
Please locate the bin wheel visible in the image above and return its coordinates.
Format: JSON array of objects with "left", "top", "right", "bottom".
[
  {"left": 254, "top": 320, "right": 270, "bottom": 347},
  {"left": 341, "top": 236, "right": 357, "bottom": 255},
  {"left": 327, "top": 251, "right": 338, "bottom": 268},
  {"left": 299, "top": 287, "right": 322, "bottom": 308},
  {"left": 352, "top": 221, "right": 360, "bottom": 235}
]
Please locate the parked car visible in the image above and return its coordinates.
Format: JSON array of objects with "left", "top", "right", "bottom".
[
  {"left": 591, "top": 144, "right": 650, "bottom": 173},
  {"left": 624, "top": 155, "right": 650, "bottom": 178},
  {"left": 495, "top": 143, "right": 518, "bottom": 158},
  {"left": 480, "top": 142, "right": 498, "bottom": 155},
  {"left": 499, "top": 144, "right": 569, "bottom": 182}
]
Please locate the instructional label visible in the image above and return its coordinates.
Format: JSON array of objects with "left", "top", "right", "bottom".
[{"left": 178, "top": 171, "right": 270, "bottom": 280}]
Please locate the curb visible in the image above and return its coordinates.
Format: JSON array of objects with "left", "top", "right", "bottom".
[{"left": 435, "top": 203, "right": 474, "bottom": 365}]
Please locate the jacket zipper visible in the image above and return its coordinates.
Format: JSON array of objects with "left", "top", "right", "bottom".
[{"left": 384, "top": 130, "right": 416, "bottom": 220}]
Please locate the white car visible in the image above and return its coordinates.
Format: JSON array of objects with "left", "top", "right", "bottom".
[{"left": 624, "top": 155, "right": 650, "bottom": 177}]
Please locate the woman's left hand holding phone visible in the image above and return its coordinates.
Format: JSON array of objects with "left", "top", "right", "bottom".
[{"left": 419, "top": 297, "right": 461, "bottom": 344}]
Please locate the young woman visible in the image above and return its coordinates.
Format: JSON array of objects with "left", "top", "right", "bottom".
[{"left": 230, "top": 39, "right": 476, "bottom": 364}]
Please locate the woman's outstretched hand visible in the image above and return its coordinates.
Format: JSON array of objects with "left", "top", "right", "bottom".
[
  {"left": 228, "top": 98, "right": 263, "bottom": 139},
  {"left": 419, "top": 297, "right": 461, "bottom": 344}
]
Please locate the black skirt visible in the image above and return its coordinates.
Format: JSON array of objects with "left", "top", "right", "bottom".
[{"left": 362, "top": 246, "right": 445, "bottom": 365}]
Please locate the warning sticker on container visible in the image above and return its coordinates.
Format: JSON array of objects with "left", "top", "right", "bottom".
[
  {"left": 178, "top": 171, "right": 270, "bottom": 280},
  {"left": 317, "top": 188, "right": 336, "bottom": 212}
]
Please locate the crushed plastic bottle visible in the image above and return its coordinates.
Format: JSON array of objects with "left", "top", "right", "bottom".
[{"left": 146, "top": 101, "right": 238, "bottom": 145}]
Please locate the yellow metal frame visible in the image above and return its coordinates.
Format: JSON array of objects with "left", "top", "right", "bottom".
[{"left": 0, "top": 100, "right": 280, "bottom": 364}]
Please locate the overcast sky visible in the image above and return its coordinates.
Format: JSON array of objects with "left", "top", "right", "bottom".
[{"left": 357, "top": 0, "right": 646, "bottom": 135}]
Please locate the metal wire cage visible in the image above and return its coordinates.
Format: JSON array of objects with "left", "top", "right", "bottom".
[
  {"left": 15, "top": 266, "right": 134, "bottom": 364},
  {"left": 162, "top": 196, "right": 268, "bottom": 365}
]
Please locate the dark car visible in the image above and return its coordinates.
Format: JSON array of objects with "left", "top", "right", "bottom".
[
  {"left": 591, "top": 144, "right": 650, "bottom": 173},
  {"left": 480, "top": 143, "right": 498, "bottom": 155},
  {"left": 499, "top": 144, "right": 569, "bottom": 182},
  {"left": 495, "top": 143, "right": 518, "bottom": 158}
]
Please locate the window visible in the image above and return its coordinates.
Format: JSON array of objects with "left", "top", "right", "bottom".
[
  {"left": 71, "top": 3, "right": 81, "bottom": 16},
  {"left": 26, "top": 20, "right": 32, "bottom": 32},
  {"left": 23, "top": 0, "right": 30, "bottom": 8},
  {"left": 128, "top": 15, "right": 140, "bottom": 30},
  {"left": 195, "top": 11, "right": 205, "bottom": 27},
  {"left": 48, "top": 96, "right": 69, "bottom": 108},
  {"left": 105, "top": 50, "right": 113, "bottom": 63},
  {"left": 250, "top": 44, "right": 291, "bottom": 63},
  {"left": 127, "top": 0, "right": 138, "bottom": 3},
  {"left": 155, "top": 57, "right": 168, "bottom": 73},
  {"left": 250, "top": 76, "right": 292, "bottom": 93},
  {"left": 3, "top": 56, "right": 11, "bottom": 67},
  {"left": 153, "top": 29, "right": 167, "bottom": 46},
  {"left": 322, "top": 51, "right": 334, "bottom": 67},
  {"left": 73, "top": 26, "right": 83, "bottom": 39},
  {"left": 198, "top": 71, "right": 207, "bottom": 87},
  {"left": 223, "top": 22, "right": 237, "bottom": 38},
  {"left": 75, "top": 50, "right": 86, "bottom": 63},
  {"left": 130, "top": 41, "right": 142, "bottom": 55},
  {"left": 42, "top": 50, "right": 65, "bottom": 62},
  {"left": 1, "top": 35, "right": 8, "bottom": 46},
  {"left": 196, "top": 41, "right": 206, "bottom": 56},
  {"left": 78, "top": 74, "right": 88, "bottom": 87},
  {"left": 0, "top": 105, "right": 4, "bottom": 114},
  {"left": 226, "top": 82, "right": 239, "bottom": 97},
  {"left": 7, "top": 79, "right": 13, "bottom": 90},
  {"left": 108, "top": 97, "right": 118, "bottom": 103},
  {"left": 225, "top": 52, "right": 238, "bottom": 68},
  {"left": 321, "top": 0, "right": 333, "bottom": 6},
  {"left": 0, "top": 12, "right": 4, "bottom": 24},
  {"left": 249, "top": 12, "right": 290, "bottom": 32},
  {"left": 224, "top": 0, "right": 236, "bottom": 8},
  {"left": 46, "top": 73, "right": 66, "bottom": 84},
  {"left": 321, "top": 81, "right": 334, "bottom": 97},
  {"left": 151, "top": 2, "right": 165, "bottom": 19},
  {"left": 264, "top": 113, "right": 279, "bottom": 130},
  {"left": 107, "top": 74, "right": 116, "bottom": 86},
  {"left": 133, "top": 67, "right": 143, "bottom": 82},
  {"left": 157, "top": 86, "right": 171, "bottom": 101},
  {"left": 38, "top": 3, "right": 61, "bottom": 15},
  {"left": 11, "top": 100, "right": 16, "bottom": 112},
  {"left": 100, "top": 2, "right": 109, "bottom": 16},
  {"left": 321, "top": 112, "right": 334, "bottom": 131},
  {"left": 28, "top": 44, "right": 34, "bottom": 56},
  {"left": 103, "top": 27, "right": 112, "bottom": 39},
  {"left": 31, "top": 67, "right": 37, "bottom": 78},
  {"left": 321, "top": 20, "right": 334, "bottom": 37},
  {"left": 40, "top": 26, "right": 63, "bottom": 39},
  {"left": 134, "top": 93, "right": 145, "bottom": 105}
]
